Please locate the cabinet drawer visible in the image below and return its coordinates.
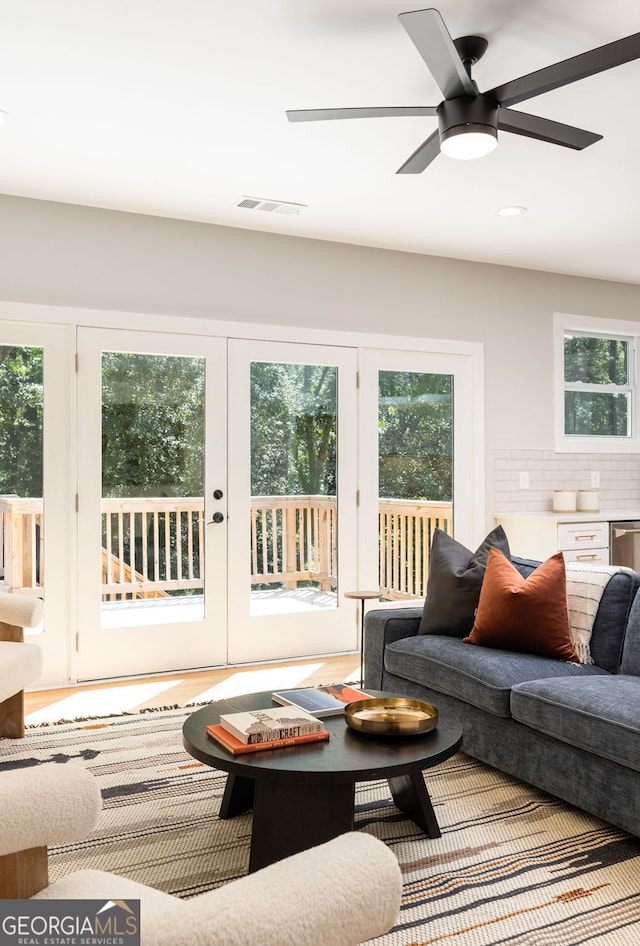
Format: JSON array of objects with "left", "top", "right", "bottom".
[
  {"left": 557, "top": 522, "right": 608, "bottom": 551},
  {"left": 562, "top": 548, "right": 609, "bottom": 565}
]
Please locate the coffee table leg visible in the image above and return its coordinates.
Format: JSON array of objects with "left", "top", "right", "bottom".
[
  {"left": 248, "top": 779, "right": 355, "bottom": 873},
  {"left": 388, "top": 770, "right": 441, "bottom": 838},
  {"left": 219, "top": 774, "right": 254, "bottom": 819}
]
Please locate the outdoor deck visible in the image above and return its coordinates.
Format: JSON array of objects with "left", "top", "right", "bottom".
[{"left": 100, "top": 588, "right": 339, "bottom": 630}]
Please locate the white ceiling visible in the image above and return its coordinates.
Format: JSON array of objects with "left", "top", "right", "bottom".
[{"left": 1, "top": 1, "right": 640, "bottom": 283}]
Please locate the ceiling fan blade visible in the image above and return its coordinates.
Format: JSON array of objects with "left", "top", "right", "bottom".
[
  {"left": 488, "top": 31, "right": 640, "bottom": 108},
  {"left": 398, "top": 9, "right": 476, "bottom": 99},
  {"left": 498, "top": 108, "right": 602, "bottom": 150},
  {"left": 396, "top": 129, "right": 441, "bottom": 174},
  {"left": 286, "top": 106, "right": 438, "bottom": 122}
]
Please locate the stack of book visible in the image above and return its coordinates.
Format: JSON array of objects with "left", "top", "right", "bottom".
[{"left": 207, "top": 704, "right": 329, "bottom": 755}]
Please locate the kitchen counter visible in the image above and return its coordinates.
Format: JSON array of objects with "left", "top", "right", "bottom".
[{"left": 496, "top": 510, "right": 640, "bottom": 522}]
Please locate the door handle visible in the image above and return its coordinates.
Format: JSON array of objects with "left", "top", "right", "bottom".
[{"left": 210, "top": 512, "right": 224, "bottom": 524}]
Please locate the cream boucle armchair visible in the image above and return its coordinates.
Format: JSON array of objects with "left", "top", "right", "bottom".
[
  {"left": 0, "top": 593, "right": 44, "bottom": 737},
  {"left": 0, "top": 764, "right": 402, "bottom": 946}
]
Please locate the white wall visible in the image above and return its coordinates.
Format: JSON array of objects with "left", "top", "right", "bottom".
[{"left": 1, "top": 193, "right": 640, "bottom": 524}]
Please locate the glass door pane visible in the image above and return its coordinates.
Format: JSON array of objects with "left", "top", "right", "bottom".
[
  {"left": 378, "top": 370, "right": 453, "bottom": 598},
  {"left": 250, "top": 361, "right": 338, "bottom": 615},
  {"left": 100, "top": 351, "right": 206, "bottom": 629}
]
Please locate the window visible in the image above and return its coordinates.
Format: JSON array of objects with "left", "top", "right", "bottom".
[
  {"left": 555, "top": 314, "right": 640, "bottom": 452},
  {"left": 564, "top": 332, "right": 633, "bottom": 437}
]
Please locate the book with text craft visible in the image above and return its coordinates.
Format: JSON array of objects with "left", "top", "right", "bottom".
[
  {"left": 219, "top": 704, "right": 325, "bottom": 745},
  {"left": 207, "top": 724, "right": 330, "bottom": 756},
  {"left": 272, "top": 683, "right": 373, "bottom": 718}
]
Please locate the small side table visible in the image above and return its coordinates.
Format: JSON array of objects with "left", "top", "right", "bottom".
[{"left": 344, "top": 589, "right": 381, "bottom": 686}]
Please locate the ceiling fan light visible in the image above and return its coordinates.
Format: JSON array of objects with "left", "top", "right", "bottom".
[{"left": 440, "top": 125, "right": 498, "bottom": 160}]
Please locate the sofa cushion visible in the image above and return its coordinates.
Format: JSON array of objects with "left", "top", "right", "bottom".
[
  {"left": 419, "top": 526, "right": 510, "bottom": 637},
  {"left": 384, "top": 634, "right": 606, "bottom": 718},
  {"left": 463, "top": 550, "right": 577, "bottom": 662},
  {"left": 512, "top": 557, "right": 640, "bottom": 673},
  {"left": 589, "top": 569, "right": 640, "bottom": 671},
  {"left": 511, "top": 676, "right": 640, "bottom": 774}
]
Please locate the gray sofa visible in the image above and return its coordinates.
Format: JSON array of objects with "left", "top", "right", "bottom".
[{"left": 364, "top": 556, "right": 640, "bottom": 838}]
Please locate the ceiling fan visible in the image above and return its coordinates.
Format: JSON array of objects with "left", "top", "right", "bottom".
[{"left": 286, "top": 8, "right": 640, "bottom": 172}]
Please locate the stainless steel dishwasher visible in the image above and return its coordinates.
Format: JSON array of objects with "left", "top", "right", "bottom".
[{"left": 610, "top": 521, "right": 640, "bottom": 568}]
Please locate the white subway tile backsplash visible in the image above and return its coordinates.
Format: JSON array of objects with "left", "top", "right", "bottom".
[{"left": 493, "top": 448, "right": 640, "bottom": 513}]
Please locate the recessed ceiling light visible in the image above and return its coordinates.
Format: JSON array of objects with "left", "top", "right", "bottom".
[{"left": 498, "top": 205, "right": 527, "bottom": 217}]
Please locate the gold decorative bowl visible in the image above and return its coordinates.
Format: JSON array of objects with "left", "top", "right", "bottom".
[{"left": 344, "top": 697, "right": 438, "bottom": 736}]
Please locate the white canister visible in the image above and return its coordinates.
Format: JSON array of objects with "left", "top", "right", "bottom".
[
  {"left": 553, "top": 490, "right": 577, "bottom": 512},
  {"left": 576, "top": 489, "right": 599, "bottom": 512}
]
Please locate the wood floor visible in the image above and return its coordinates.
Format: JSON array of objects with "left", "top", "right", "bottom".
[{"left": 23, "top": 653, "right": 361, "bottom": 724}]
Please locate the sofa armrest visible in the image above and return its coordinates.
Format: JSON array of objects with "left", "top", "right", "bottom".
[
  {"left": 0, "top": 764, "right": 101, "bottom": 857},
  {"left": 364, "top": 606, "right": 423, "bottom": 689},
  {"left": 36, "top": 833, "right": 402, "bottom": 946}
]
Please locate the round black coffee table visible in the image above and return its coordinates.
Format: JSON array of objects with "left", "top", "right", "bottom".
[{"left": 182, "top": 690, "right": 462, "bottom": 872}]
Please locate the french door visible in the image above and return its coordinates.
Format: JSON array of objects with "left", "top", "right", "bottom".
[
  {"left": 76, "top": 328, "right": 227, "bottom": 679},
  {"left": 76, "top": 331, "right": 360, "bottom": 677},
  {"left": 227, "top": 339, "right": 358, "bottom": 663}
]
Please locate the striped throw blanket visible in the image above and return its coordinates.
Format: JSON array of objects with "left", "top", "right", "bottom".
[{"left": 565, "top": 563, "right": 625, "bottom": 664}]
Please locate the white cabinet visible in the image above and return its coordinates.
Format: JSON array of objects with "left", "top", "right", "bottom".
[
  {"left": 556, "top": 522, "right": 609, "bottom": 564},
  {"left": 495, "top": 514, "right": 610, "bottom": 564}
]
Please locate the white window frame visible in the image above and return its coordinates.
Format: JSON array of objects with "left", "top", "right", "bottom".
[{"left": 555, "top": 312, "right": 640, "bottom": 452}]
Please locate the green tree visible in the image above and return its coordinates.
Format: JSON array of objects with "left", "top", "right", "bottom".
[
  {"left": 250, "top": 362, "right": 336, "bottom": 496},
  {"left": 101, "top": 352, "right": 205, "bottom": 498},
  {"left": 0, "top": 351, "right": 453, "bottom": 509},
  {"left": 378, "top": 371, "right": 452, "bottom": 502},
  {"left": 0, "top": 346, "right": 43, "bottom": 496},
  {"left": 564, "top": 334, "right": 628, "bottom": 436}
]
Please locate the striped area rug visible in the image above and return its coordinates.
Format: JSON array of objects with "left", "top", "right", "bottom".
[{"left": 2, "top": 707, "right": 640, "bottom": 945}]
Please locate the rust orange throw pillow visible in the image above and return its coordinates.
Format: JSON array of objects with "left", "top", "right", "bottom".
[{"left": 462, "top": 548, "right": 578, "bottom": 662}]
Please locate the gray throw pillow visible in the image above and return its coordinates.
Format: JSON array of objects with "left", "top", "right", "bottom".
[{"left": 418, "top": 526, "right": 511, "bottom": 636}]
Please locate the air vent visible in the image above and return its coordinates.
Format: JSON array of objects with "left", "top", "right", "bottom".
[{"left": 235, "top": 196, "right": 306, "bottom": 215}]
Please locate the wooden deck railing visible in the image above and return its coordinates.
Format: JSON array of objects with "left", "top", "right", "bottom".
[
  {"left": 251, "top": 495, "right": 337, "bottom": 591},
  {"left": 378, "top": 498, "right": 452, "bottom": 599},
  {"left": 101, "top": 498, "right": 205, "bottom": 600},
  {"left": 0, "top": 495, "right": 44, "bottom": 595},
  {"left": 0, "top": 494, "right": 452, "bottom": 601}
]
